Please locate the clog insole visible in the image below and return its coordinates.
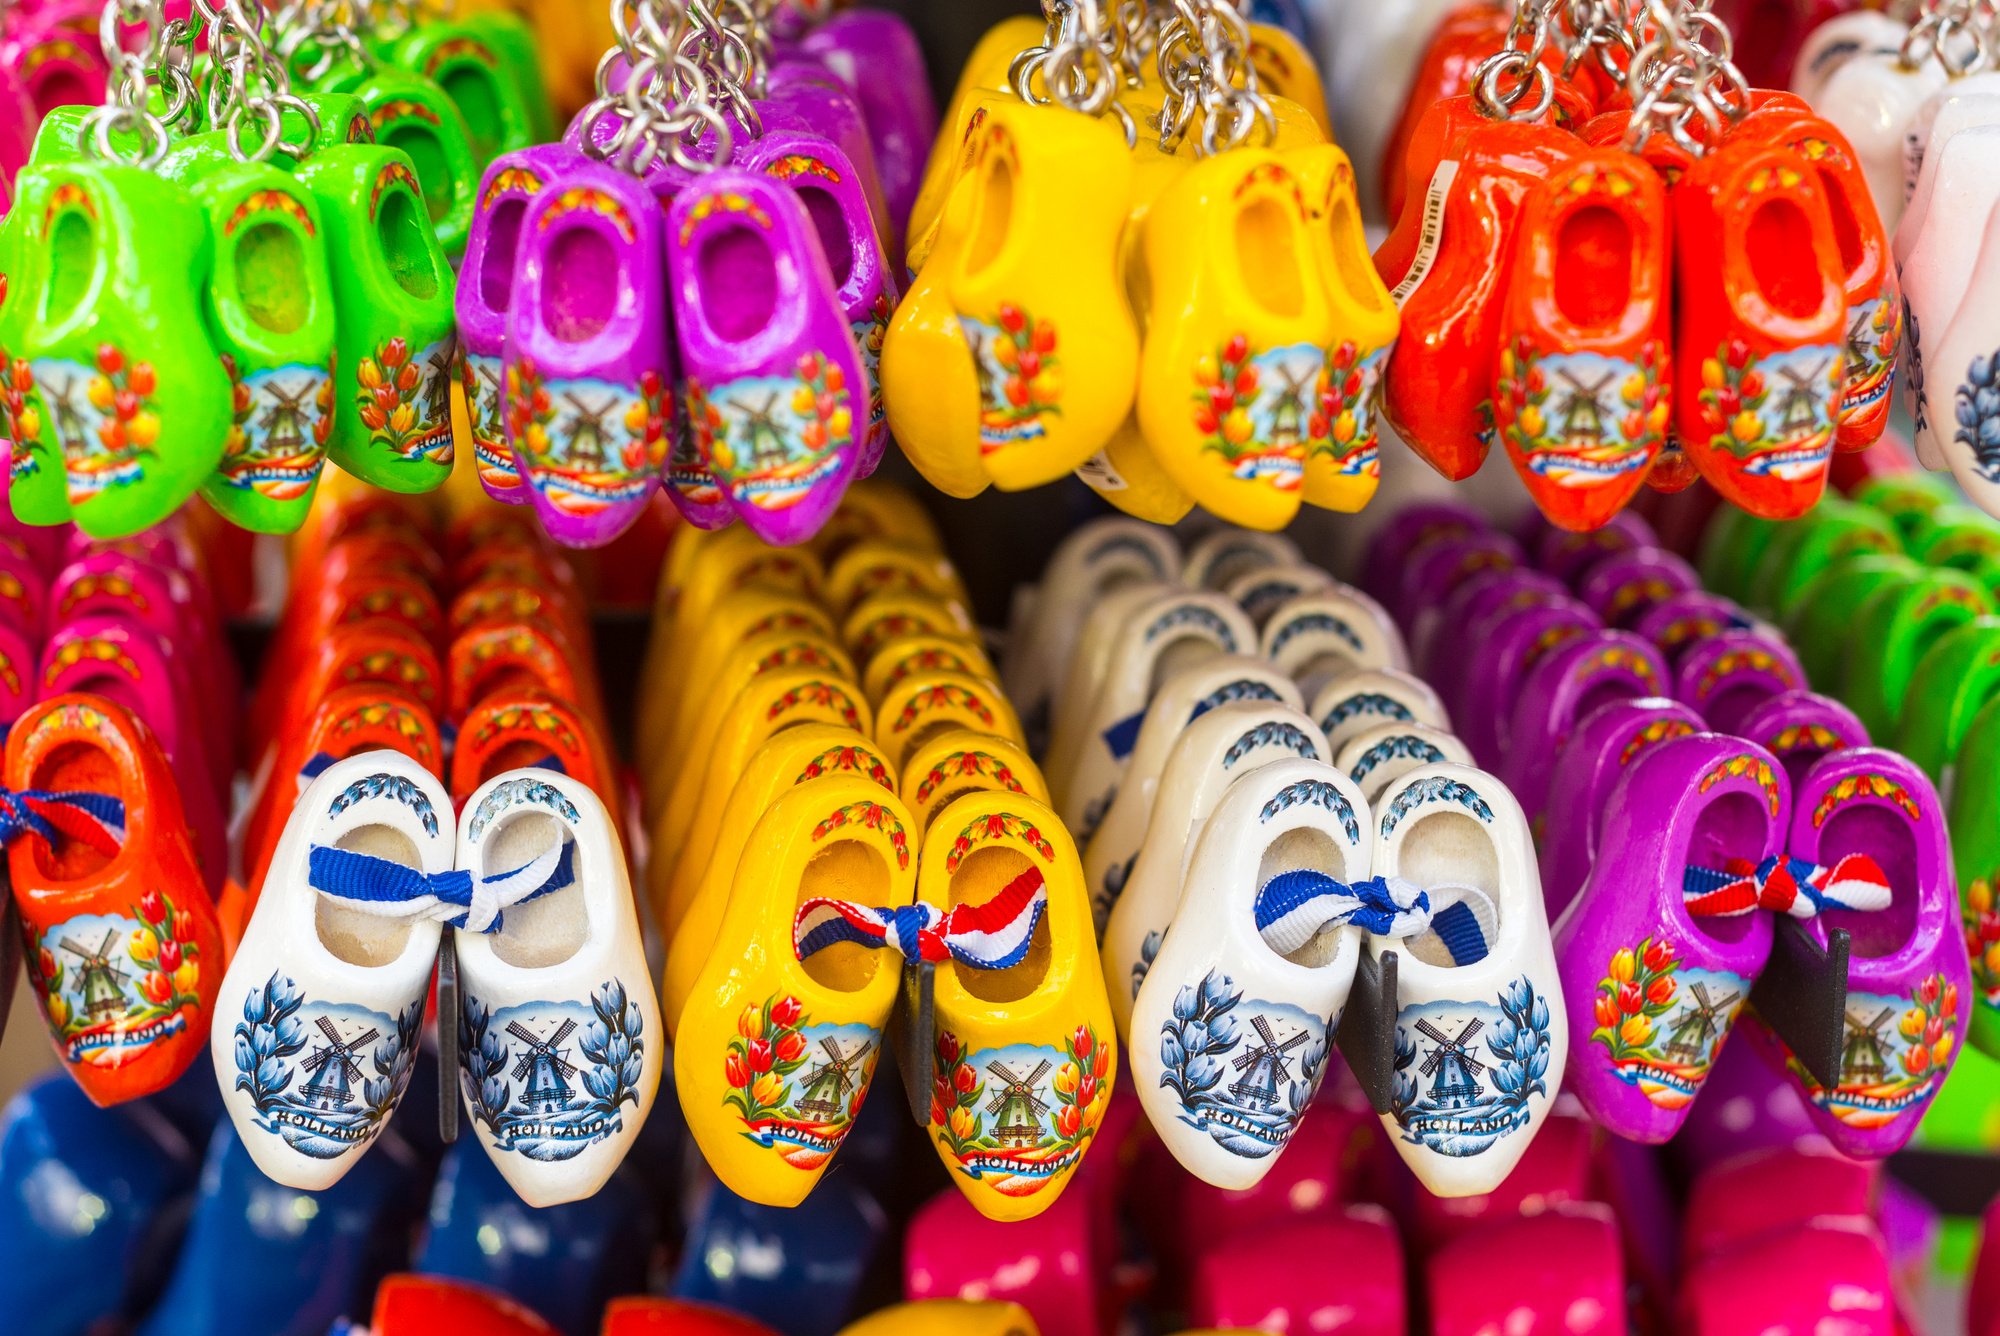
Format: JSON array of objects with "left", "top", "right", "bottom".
[
  {"left": 1257, "top": 826, "right": 1353, "bottom": 968},
  {"left": 1817, "top": 803, "right": 1918, "bottom": 960},
  {"left": 318, "top": 823, "right": 423, "bottom": 967},
  {"left": 1395, "top": 811, "right": 1500, "bottom": 970},
  {"left": 487, "top": 811, "right": 586, "bottom": 970},
  {"left": 1686, "top": 790, "right": 1770, "bottom": 950},
  {"left": 797, "top": 840, "right": 892, "bottom": 994},
  {"left": 948, "top": 845, "right": 1050, "bottom": 1005},
  {"left": 28, "top": 741, "right": 124, "bottom": 883}
]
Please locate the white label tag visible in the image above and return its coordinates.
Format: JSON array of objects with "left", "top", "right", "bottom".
[
  {"left": 1076, "top": 451, "right": 1128, "bottom": 492},
  {"left": 1390, "top": 159, "right": 1459, "bottom": 308}
]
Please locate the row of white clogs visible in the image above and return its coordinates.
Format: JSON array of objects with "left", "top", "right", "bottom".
[{"left": 215, "top": 752, "right": 659, "bottom": 1208}]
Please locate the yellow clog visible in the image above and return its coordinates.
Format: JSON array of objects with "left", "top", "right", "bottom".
[
  {"left": 825, "top": 539, "right": 970, "bottom": 616},
  {"left": 661, "top": 724, "right": 897, "bottom": 1038},
  {"left": 906, "top": 16, "right": 1043, "bottom": 262},
  {"left": 886, "top": 164, "right": 993, "bottom": 500},
  {"left": 815, "top": 480, "right": 948, "bottom": 560},
  {"left": 675, "top": 777, "right": 918, "bottom": 1206},
  {"left": 873, "top": 670, "right": 1025, "bottom": 775},
  {"left": 1250, "top": 27, "right": 1333, "bottom": 139},
  {"left": 837, "top": 1301, "right": 1040, "bottom": 1336},
  {"left": 918, "top": 791, "right": 1117, "bottom": 1221},
  {"left": 863, "top": 634, "right": 999, "bottom": 705},
  {"left": 899, "top": 730, "right": 1049, "bottom": 835},
  {"left": 842, "top": 591, "right": 979, "bottom": 663}
]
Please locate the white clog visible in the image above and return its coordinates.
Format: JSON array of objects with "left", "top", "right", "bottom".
[
  {"left": 1222, "top": 562, "right": 1336, "bottom": 630},
  {"left": 1082, "top": 655, "right": 1303, "bottom": 928},
  {"left": 1813, "top": 51, "right": 1948, "bottom": 234},
  {"left": 1791, "top": 11, "right": 1907, "bottom": 103},
  {"left": 1100, "top": 702, "right": 1331, "bottom": 1039},
  {"left": 212, "top": 752, "right": 446, "bottom": 1191},
  {"left": 454, "top": 769, "right": 664, "bottom": 1207},
  {"left": 1335, "top": 721, "right": 1475, "bottom": 803},
  {"left": 1129, "top": 757, "right": 1379, "bottom": 1188},
  {"left": 1308, "top": 667, "right": 1450, "bottom": 754},
  {"left": 1364, "top": 762, "right": 1567, "bottom": 1197},
  {"left": 1895, "top": 94, "right": 2000, "bottom": 269},
  {"left": 1182, "top": 530, "right": 1303, "bottom": 590},
  {"left": 1261, "top": 588, "right": 1407, "bottom": 701},
  {"left": 1899, "top": 124, "right": 2000, "bottom": 473},
  {"left": 1046, "top": 581, "right": 1173, "bottom": 808},
  {"left": 1916, "top": 197, "right": 2000, "bottom": 516}
]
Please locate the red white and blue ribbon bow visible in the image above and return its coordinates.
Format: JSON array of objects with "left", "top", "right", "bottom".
[
  {"left": 308, "top": 839, "right": 576, "bottom": 934},
  {"left": 1254, "top": 870, "right": 1491, "bottom": 965},
  {"left": 1682, "top": 853, "right": 1892, "bottom": 919},
  {"left": 0, "top": 787, "right": 126, "bottom": 856},
  {"left": 794, "top": 866, "right": 1048, "bottom": 970}
]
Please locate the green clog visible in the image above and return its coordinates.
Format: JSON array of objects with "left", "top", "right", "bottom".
[
  {"left": 1842, "top": 567, "right": 1995, "bottom": 740},
  {"left": 0, "top": 207, "right": 67, "bottom": 526},
  {"left": 1914, "top": 506, "right": 2000, "bottom": 575},
  {"left": 1851, "top": 471, "right": 1957, "bottom": 540},
  {"left": 292, "top": 144, "right": 456, "bottom": 494},
  {"left": 311, "top": 64, "right": 480, "bottom": 261},
  {"left": 388, "top": 17, "right": 541, "bottom": 161},
  {"left": 1896, "top": 617, "right": 2000, "bottom": 782},
  {"left": 1749, "top": 497, "right": 1902, "bottom": 619},
  {"left": 1785, "top": 553, "right": 1923, "bottom": 689},
  {"left": 1697, "top": 506, "right": 1779, "bottom": 603}
]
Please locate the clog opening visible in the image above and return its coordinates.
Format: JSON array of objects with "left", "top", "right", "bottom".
[
  {"left": 1152, "top": 633, "right": 1220, "bottom": 694},
  {"left": 1704, "top": 681, "right": 1775, "bottom": 735},
  {"left": 960, "top": 146, "right": 1014, "bottom": 280},
  {"left": 1326, "top": 191, "right": 1387, "bottom": 314},
  {"left": 1555, "top": 204, "right": 1632, "bottom": 328},
  {"left": 1575, "top": 676, "right": 1642, "bottom": 729},
  {"left": 318, "top": 824, "right": 421, "bottom": 966},
  {"left": 900, "top": 716, "right": 965, "bottom": 764},
  {"left": 1257, "top": 827, "right": 1350, "bottom": 967},
  {"left": 1910, "top": 607, "right": 1970, "bottom": 679},
  {"left": 1685, "top": 790, "right": 1766, "bottom": 947},
  {"left": 477, "top": 196, "right": 528, "bottom": 315},
  {"left": 485, "top": 810, "right": 587, "bottom": 969},
  {"left": 1235, "top": 196, "right": 1305, "bottom": 319},
  {"left": 544, "top": 226, "right": 618, "bottom": 343},
  {"left": 950, "top": 845, "right": 1050, "bottom": 1003},
  {"left": 441, "top": 67, "right": 503, "bottom": 160},
  {"left": 698, "top": 222, "right": 778, "bottom": 342},
  {"left": 235, "top": 222, "right": 309, "bottom": 335},
  {"left": 385, "top": 126, "right": 455, "bottom": 224},
  {"left": 1745, "top": 198, "right": 1826, "bottom": 320},
  {"left": 1298, "top": 652, "right": 1360, "bottom": 704},
  {"left": 797, "top": 839, "right": 891, "bottom": 991},
  {"left": 1395, "top": 811, "right": 1499, "bottom": 969},
  {"left": 797, "top": 185, "right": 856, "bottom": 288},
  {"left": 378, "top": 188, "right": 441, "bottom": 301},
  {"left": 1774, "top": 740, "right": 1837, "bottom": 792},
  {"left": 24, "top": 740, "right": 121, "bottom": 882},
  {"left": 1818, "top": 802, "right": 1918, "bottom": 959},
  {"left": 42, "top": 208, "right": 93, "bottom": 324}
]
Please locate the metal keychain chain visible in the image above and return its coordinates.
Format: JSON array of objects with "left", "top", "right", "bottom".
[
  {"left": 272, "top": 0, "right": 380, "bottom": 86},
  {"left": 196, "top": 0, "right": 323, "bottom": 162},
  {"left": 1900, "top": 0, "right": 1994, "bottom": 77},
  {"left": 1156, "top": 0, "right": 1272, "bottom": 155},
  {"left": 574, "top": 0, "right": 733, "bottom": 175},
  {"left": 77, "top": 0, "right": 200, "bottom": 166},
  {"left": 1470, "top": 0, "right": 1560, "bottom": 122},
  {"left": 1011, "top": 0, "right": 1136, "bottom": 145}
]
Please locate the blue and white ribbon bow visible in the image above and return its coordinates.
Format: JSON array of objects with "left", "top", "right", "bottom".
[
  {"left": 1682, "top": 853, "right": 1891, "bottom": 919},
  {"left": 794, "top": 866, "right": 1048, "bottom": 970},
  {"left": 0, "top": 786, "right": 126, "bottom": 856},
  {"left": 308, "top": 839, "right": 576, "bottom": 934},
  {"left": 1255, "top": 871, "right": 1493, "bottom": 966}
]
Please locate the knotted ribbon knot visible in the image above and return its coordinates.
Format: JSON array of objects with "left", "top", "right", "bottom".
[
  {"left": 794, "top": 866, "right": 1049, "bottom": 970},
  {"left": 0, "top": 787, "right": 126, "bottom": 856},
  {"left": 308, "top": 839, "right": 576, "bottom": 934},
  {"left": 1255, "top": 870, "right": 1494, "bottom": 966},
  {"left": 1682, "top": 852, "right": 1891, "bottom": 919}
]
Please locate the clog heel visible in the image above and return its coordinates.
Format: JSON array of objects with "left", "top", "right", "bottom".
[
  {"left": 1130, "top": 758, "right": 1379, "bottom": 1188},
  {"left": 919, "top": 791, "right": 1115, "bottom": 1221},
  {"left": 1364, "top": 763, "right": 1567, "bottom": 1197},
  {"left": 454, "top": 769, "right": 663, "bottom": 1206},
  {"left": 9, "top": 693, "right": 218, "bottom": 1106},
  {"left": 945, "top": 103, "right": 1138, "bottom": 489},
  {"left": 1553, "top": 736, "right": 1786, "bottom": 1141},
  {"left": 674, "top": 777, "right": 918, "bottom": 1205},
  {"left": 211, "top": 752, "right": 443, "bottom": 1189}
]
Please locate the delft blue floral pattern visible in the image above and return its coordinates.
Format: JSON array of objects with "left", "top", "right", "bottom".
[
  {"left": 1380, "top": 776, "right": 1494, "bottom": 835},
  {"left": 232, "top": 971, "right": 421, "bottom": 1160},
  {"left": 1257, "top": 778, "right": 1361, "bottom": 844},
  {"left": 1953, "top": 350, "right": 2000, "bottom": 483},
  {"left": 1237, "top": 577, "right": 1316, "bottom": 622},
  {"left": 1192, "top": 678, "right": 1285, "bottom": 716},
  {"left": 1388, "top": 976, "right": 1551, "bottom": 1158},
  {"left": 467, "top": 776, "right": 581, "bottom": 840},
  {"left": 1222, "top": 721, "right": 1319, "bottom": 769},
  {"left": 1158, "top": 969, "right": 1330, "bottom": 1159},
  {"left": 1268, "top": 611, "right": 1364, "bottom": 658},
  {"left": 1086, "top": 531, "right": 1171, "bottom": 575},
  {"left": 1133, "top": 929, "right": 1163, "bottom": 998},
  {"left": 459, "top": 979, "right": 645, "bottom": 1162},
  {"left": 327, "top": 773, "right": 440, "bottom": 837},
  {"left": 1318, "top": 692, "right": 1416, "bottom": 735},
  {"left": 1348, "top": 734, "right": 1448, "bottom": 784},
  {"left": 1906, "top": 302, "right": 1928, "bottom": 436},
  {"left": 1141, "top": 603, "right": 1240, "bottom": 651}
]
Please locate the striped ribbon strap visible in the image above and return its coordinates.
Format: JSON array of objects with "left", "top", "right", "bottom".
[
  {"left": 794, "top": 866, "right": 1049, "bottom": 970},
  {"left": 0, "top": 787, "right": 127, "bottom": 855},
  {"left": 1256, "top": 871, "right": 1493, "bottom": 966},
  {"left": 1683, "top": 853, "right": 1892, "bottom": 919},
  {"left": 308, "top": 839, "right": 577, "bottom": 933}
]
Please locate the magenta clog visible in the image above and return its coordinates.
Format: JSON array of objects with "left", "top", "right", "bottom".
[
  {"left": 1682, "top": 1219, "right": 1894, "bottom": 1336},
  {"left": 798, "top": 10, "right": 936, "bottom": 230},
  {"left": 1576, "top": 546, "right": 1700, "bottom": 629},
  {"left": 1406, "top": 1105, "right": 1596, "bottom": 1255},
  {"left": 1632, "top": 590, "right": 1757, "bottom": 669},
  {"left": 1185, "top": 1208, "right": 1405, "bottom": 1336},
  {"left": 1394, "top": 531, "right": 1524, "bottom": 635},
  {"left": 1673, "top": 629, "right": 1808, "bottom": 734},
  {"left": 1538, "top": 697, "right": 1704, "bottom": 918},
  {"left": 1414, "top": 565, "right": 1565, "bottom": 687},
  {"left": 1735, "top": 690, "right": 1869, "bottom": 791},
  {"left": 904, "top": 1184, "right": 1108, "bottom": 1336},
  {"left": 1501, "top": 629, "right": 1670, "bottom": 823},
  {"left": 1360, "top": 501, "right": 1491, "bottom": 604},
  {"left": 1553, "top": 735, "right": 1788, "bottom": 1142},
  {"left": 1536, "top": 510, "right": 1657, "bottom": 586},
  {"left": 1453, "top": 599, "right": 1603, "bottom": 766},
  {"left": 764, "top": 62, "right": 895, "bottom": 256},
  {"left": 1681, "top": 1144, "right": 1878, "bottom": 1266},
  {"left": 667, "top": 170, "right": 866, "bottom": 544},
  {"left": 1428, "top": 1203, "right": 1626, "bottom": 1336}
]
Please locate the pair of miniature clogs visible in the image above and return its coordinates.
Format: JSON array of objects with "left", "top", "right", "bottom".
[{"left": 215, "top": 751, "right": 663, "bottom": 1207}]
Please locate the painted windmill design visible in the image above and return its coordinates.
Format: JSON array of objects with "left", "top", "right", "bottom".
[
  {"left": 1840, "top": 1006, "right": 1895, "bottom": 1086},
  {"left": 987, "top": 1059, "right": 1053, "bottom": 1148},
  {"left": 1663, "top": 983, "right": 1740, "bottom": 1063},
  {"left": 45, "top": 373, "right": 89, "bottom": 454},
  {"left": 422, "top": 345, "right": 456, "bottom": 425},
  {"left": 794, "top": 1037, "right": 869, "bottom": 1122},
  {"left": 559, "top": 393, "right": 616, "bottom": 470},
  {"left": 733, "top": 393, "right": 791, "bottom": 469},
  {"left": 1555, "top": 370, "right": 1613, "bottom": 447},
  {"left": 1417, "top": 1017, "right": 1487, "bottom": 1109},
  {"left": 509, "top": 1018, "right": 580, "bottom": 1112},
  {"left": 1229, "top": 1014, "right": 1309, "bottom": 1109},
  {"left": 1270, "top": 363, "right": 1315, "bottom": 446},
  {"left": 1778, "top": 361, "right": 1832, "bottom": 436},
  {"left": 301, "top": 1017, "right": 377, "bottom": 1111},
  {"left": 61, "top": 928, "right": 131, "bottom": 1022},
  {"left": 258, "top": 379, "right": 316, "bottom": 452}
]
